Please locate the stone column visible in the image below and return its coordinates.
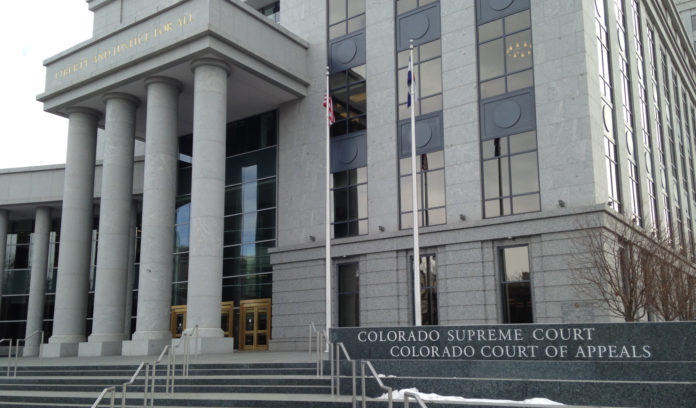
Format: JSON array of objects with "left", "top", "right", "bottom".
[
  {"left": 186, "top": 58, "right": 234, "bottom": 353},
  {"left": 80, "top": 93, "right": 139, "bottom": 357},
  {"left": 43, "top": 108, "right": 100, "bottom": 358},
  {"left": 0, "top": 210, "right": 8, "bottom": 319},
  {"left": 123, "top": 77, "right": 182, "bottom": 356},
  {"left": 24, "top": 207, "right": 51, "bottom": 357},
  {"left": 122, "top": 202, "right": 138, "bottom": 339}
]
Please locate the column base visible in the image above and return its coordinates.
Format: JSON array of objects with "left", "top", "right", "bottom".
[
  {"left": 41, "top": 342, "right": 79, "bottom": 358},
  {"left": 171, "top": 336, "right": 235, "bottom": 355},
  {"left": 23, "top": 345, "right": 40, "bottom": 358},
  {"left": 122, "top": 338, "right": 171, "bottom": 356},
  {"left": 77, "top": 341, "right": 122, "bottom": 357}
]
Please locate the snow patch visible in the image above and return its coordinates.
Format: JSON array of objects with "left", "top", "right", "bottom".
[{"left": 378, "top": 388, "right": 564, "bottom": 405}]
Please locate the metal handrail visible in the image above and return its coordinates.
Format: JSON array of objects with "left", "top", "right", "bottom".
[
  {"left": 333, "top": 342, "right": 356, "bottom": 407},
  {"left": 11, "top": 330, "right": 44, "bottom": 376},
  {"left": 360, "top": 360, "right": 393, "bottom": 408},
  {"left": 0, "top": 339, "right": 12, "bottom": 377},
  {"left": 309, "top": 322, "right": 330, "bottom": 376},
  {"left": 403, "top": 391, "right": 429, "bottom": 408},
  {"left": 149, "top": 345, "right": 170, "bottom": 406},
  {"left": 121, "top": 361, "right": 149, "bottom": 408},
  {"left": 91, "top": 385, "right": 116, "bottom": 408},
  {"left": 168, "top": 324, "right": 198, "bottom": 394}
]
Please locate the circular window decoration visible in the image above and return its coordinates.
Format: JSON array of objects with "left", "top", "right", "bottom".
[
  {"left": 405, "top": 13, "right": 430, "bottom": 40},
  {"left": 490, "top": 0, "right": 514, "bottom": 11},
  {"left": 338, "top": 141, "right": 359, "bottom": 164},
  {"left": 493, "top": 100, "right": 522, "bottom": 129},
  {"left": 335, "top": 40, "right": 358, "bottom": 64}
]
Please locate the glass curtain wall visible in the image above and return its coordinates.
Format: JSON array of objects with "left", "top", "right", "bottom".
[
  {"left": 476, "top": 5, "right": 540, "bottom": 218},
  {"left": 397, "top": 0, "right": 446, "bottom": 228},
  {"left": 174, "top": 111, "right": 277, "bottom": 348},
  {"left": 328, "top": 0, "right": 368, "bottom": 238}
]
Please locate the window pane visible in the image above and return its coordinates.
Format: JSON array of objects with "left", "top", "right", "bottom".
[
  {"left": 421, "top": 95, "right": 442, "bottom": 116},
  {"left": 510, "top": 152, "right": 539, "bottom": 195},
  {"left": 424, "top": 170, "right": 445, "bottom": 207},
  {"left": 485, "top": 199, "right": 502, "bottom": 218},
  {"left": 329, "top": 0, "right": 346, "bottom": 25},
  {"left": 334, "top": 188, "right": 348, "bottom": 221},
  {"left": 347, "top": 14, "right": 366, "bottom": 32},
  {"left": 505, "top": 30, "right": 533, "bottom": 73},
  {"left": 419, "top": 40, "right": 441, "bottom": 61},
  {"left": 512, "top": 193, "right": 540, "bottom": 214},
  {"left": 504, "top": 10, "right": 531, "bottom": 33},
  {"left": 329, "top": 23, "right": 346, "bottom": 40},
  {"left": 397, "top": 0, "right": 417, "bottom": 15},
  {"left": 481, "top": 78, "right": 505, "bottom": 99},
  {"left": 509, "top": 131, "right": 536, "bottom": 153},
  {"left": 348, "top": 65, "right": 366, "bottom": 83},
  {"left": 400, "top": 175, "right": 413, "bottom": 212},
  {"left": 479, "top": 20, "right": 503, "bottom": 43},
  {"left": 358, "top": 184, "right": 368, "bottom": 218},
  {"left": 347, "top": 0, "right": 364, "bottom": 17},
  {"left": 502, "top": 246, "right": 530, "bottom": 281},
  {"left": 479, "top": 39, "right": 505, "bottom": 81},
  {"left": 507, "top": 69, "right": 534, "bottom": 92},
  {"left": 425, "top": 207, "right": 446, "bottom": 226},
  {"left": 349, "top": 82, "right": 367, "bottom": 116},
  {"left": 483, "top": 159, "right": 501, "bottom": 199}
]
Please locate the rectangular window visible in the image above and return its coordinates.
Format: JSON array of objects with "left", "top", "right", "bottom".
[
  {"left": 399, "top": 151, "right": 446, "bottom": 228},
  {"left": 332, "top": 167, "right": 368, "bottom": 238},
  {"left": 500, "top": 245, "right": 533, "bottom": 323},
  {"left": 338, "top": 263, "right": 359, "bottom": 327},
  {"left": 418, "top": 255, "right": 438, "bottom": 325}
]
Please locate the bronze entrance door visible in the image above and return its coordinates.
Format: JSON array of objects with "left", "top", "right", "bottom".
[
  {"left": 239, "top": 299, "right": 271, "bottom": 350},
  {"left": 170, "top": 301, "right": 234, "bottom": 338}
]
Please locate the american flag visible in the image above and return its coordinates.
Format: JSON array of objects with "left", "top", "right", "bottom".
[{"left": 323, "top": 94, "right": 335, "bottom": 125}]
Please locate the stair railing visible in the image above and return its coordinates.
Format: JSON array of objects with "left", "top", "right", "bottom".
[
  {"left": 90, "top": 385, "right": 116, "bottom": 408},
  {"left": 0, "top": 339, "right": 12, "bottom": 377},
  {"left": 149, "top": 345, "right": 170, "bottom": 406},
  {"left": 333, "top": 342, "right": 356, "bottom": 407},
  {"left": 308, "top": 322, "right": 327, "bottom": 376},
  {"left": 168, "top": 324, "right": 198, "bottom": 394},
  {"left": 121, "top": 361, "right": 150, "bottom": 408},
  {"left": 10, "top": 330, "right": 44, "bottom": 377},
  {"left": 403, "top": 391, "right": 429, "bottom": 408},
  {"left": 360, "top": 360, "right": 393, "bottom": 408}
]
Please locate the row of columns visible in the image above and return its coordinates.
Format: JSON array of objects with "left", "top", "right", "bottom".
[{"left": 16, "top": 58, "right": 237, "bottom": 357}]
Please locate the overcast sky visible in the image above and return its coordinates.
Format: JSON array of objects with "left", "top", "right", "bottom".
[{"left": 0, "top": 2, "right": 93, "bottom": 169}]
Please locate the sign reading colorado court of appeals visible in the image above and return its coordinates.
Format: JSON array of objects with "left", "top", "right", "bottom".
[{"left": 330, "top": 322, "right": 696, "bottom": 361}]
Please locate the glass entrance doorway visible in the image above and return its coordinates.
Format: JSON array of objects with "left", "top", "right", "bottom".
[
  {"left": 170, "top": 301, "right": 235, "bottom": 338},
  {"left": 239, "top": 298, "right": 271, "bottom": 350}
]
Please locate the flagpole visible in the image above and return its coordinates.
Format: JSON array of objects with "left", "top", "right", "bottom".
[
  {"left": 409, "top": 40, "right": 422, "bottom": 326},
  {"left": 325, "top": 66, "right": 332, "bottom": 335}
]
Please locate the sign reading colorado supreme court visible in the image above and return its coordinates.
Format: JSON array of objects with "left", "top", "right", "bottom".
[{"left": 330, "top": 323, "right": 696, "bottom": 361}]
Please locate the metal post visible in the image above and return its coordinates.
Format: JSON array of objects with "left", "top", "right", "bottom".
[
  {"left": 361, "top": 362, "right": 366, "bottom": 408},
  {"left": 110, "top": 387, "right": 116, "bottom": 408},
  {"left": 308, "top": 324, "right": 312, "bottom": 355},
  {"left": 121, "top": 383, "right": 127, "bottom": 408},
  {"left": 319, "top": 332, "right": 324, "bottom": 376},
  {"left": 351, "top": 360, "right": 356, "bottom": 408},
  {"left": 13, "top": 340, "right": 19, "bottom": 377},
  {"left": 336, "top": 343, "right": 341, "bottom": 396},
  {"left": 6, "top": 339, "right": 11, "bottom": 377},
  {"left": 330, "top": 342, "right": 335, "bottom": 396}
]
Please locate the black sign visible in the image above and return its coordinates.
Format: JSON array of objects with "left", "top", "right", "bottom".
[{"left": 330, "top": 322, "right": 696, "bottom": 361}]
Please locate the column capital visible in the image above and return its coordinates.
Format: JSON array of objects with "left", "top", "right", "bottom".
[
  {"left": 102, "top": 92, "right": 141, "bottom": 108},
  {"left": 145, "top": 76, "right": 184, "bottom": 93},
  {"left": 65, "top": 107, "right": 102, "bottom": 120},
  {"left": 190, "top": 58, "right": 231, "bottom": 77}
]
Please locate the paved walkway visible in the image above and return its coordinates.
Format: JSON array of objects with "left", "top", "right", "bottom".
[{"left": 0, "top": 350, "right": 325, "bottom": 367}]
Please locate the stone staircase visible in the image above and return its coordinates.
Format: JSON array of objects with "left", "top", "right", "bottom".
[{"left": 1, "top": 358, "right": 692, "bottom": 407}]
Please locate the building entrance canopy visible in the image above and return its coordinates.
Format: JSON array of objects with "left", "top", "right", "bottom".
[{"left": 37, "top": 0, "right": 310, "bottom": 136}]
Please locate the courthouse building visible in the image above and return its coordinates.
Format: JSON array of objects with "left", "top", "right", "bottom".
[{"left": 0, "top": 0, "right": 695, "bottom": 356}]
